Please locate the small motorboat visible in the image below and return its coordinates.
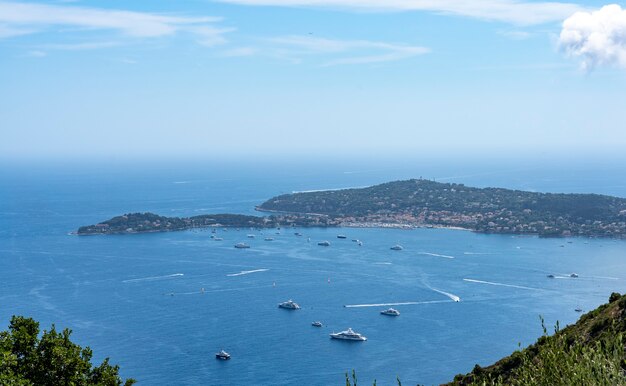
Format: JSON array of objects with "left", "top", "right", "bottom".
[
  {"left": 390, "top": 245, "right": 403, "bottom": 251},
  {"left": 312, "top": 321, "right": 323, "bottom": 327},
  {"left": 318, "top": 241, "right": 331, "bottom": 247},
  {"left": 547, "top": 274, "right": 555, "bottom": 278},
  {"left": 215, "top": 350, "right": 231, "bottom": 360},
  {"left": 234, "top": 243, "right": 250, "bottom": 249},
  {"left": 570, "top": 273, "right": 579, "bottom": 278}
]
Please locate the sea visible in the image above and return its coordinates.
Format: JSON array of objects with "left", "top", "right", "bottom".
[{"left": 2, "top": 156, "right": 626, "bottom": 385}]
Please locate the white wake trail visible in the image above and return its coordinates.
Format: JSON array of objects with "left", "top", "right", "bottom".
[
  {"left": 463, "top": 278, "right": 540, "bottom": 291},
  {"left": 419, "top": 252, "right": 455, "bottom": 259},
  {"left": 123, "top": 273, "right": 184, "bottom": 283},
  {"left": 430, "top": 287, "right": 461, "bottom": 302},
  {"left": 227, "top": 269, "right": 269, "bottom": 277},
  {"left": 344, "top": 300, "right": 451, "bottom": 308}
]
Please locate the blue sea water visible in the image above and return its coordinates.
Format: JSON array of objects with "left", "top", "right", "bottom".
[{"left": 2, "top": 157, "right": 626, "bottom": 385}]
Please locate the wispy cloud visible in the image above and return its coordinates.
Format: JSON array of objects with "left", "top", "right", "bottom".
[
  {"left": 215, "top": 0, "right": 585, "bottom": 25},
  {"left": 559, "top": 4, "right": 626, "bottom": 71},
  {"left": 266, "top": 35, "right": 429, "bottom": 65},
  {"left": 0, "top": 1, "right": 230, "bottom": 44}
]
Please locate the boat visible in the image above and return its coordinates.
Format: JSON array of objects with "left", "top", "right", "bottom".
[
  {"left": 278, "top": 299, "right": 300, "bottom": 310},
  {"left": 312, "top": 321, "right": 323, "bottom": 327},
  {"left": 214, "top": 237, "right": 223, "bottom": 241},
  {"left": 380, "top": 308, "right": 400, "bottom": 316},
  {"left": 337, "top": 235, "right": 347, "bottom": 239},
  {"left": 215, "top": 350, "right": 231, "bottom": 360},
  {"left": 357, "top": 241, "right": 363, "bottom": 246},
  {"left": 390, "top": 245, "right": 403, "bottom": 251},
  {"left": 330, "top": 328, "right": 367, "bottom": 341},
  {"left": 234, "top": 243, "right": 250, "bottom": 249},
  {"left": 570, "top": 273, "right": 579, "bottom": 278},
  {"left": 547, "top": 274, "right": 555, "bottom": 278},
  {"left": 318, "top": 241, "right": 331, "bottom": 246},
  {"left": 294, "top": 232, "right": 303, "bottom": 236},
  {"left": 575, "top": 307, "right": 583, "bottom": 312},
  {"left": 247, "top": 234, "right": 255, "bottom": 238},
  {"left": 264, "top": 237, "right": 274, "bottom": 241},
  {"left": 352, "top": 239, "right": 359, "bottom": 242}
]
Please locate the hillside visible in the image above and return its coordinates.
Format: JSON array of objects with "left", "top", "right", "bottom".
[
  {"left": 257, "top": 179, "right": 626, "bottom": 238},
  {"left": 447, "top": 292, "right": 626, "bottom": 385}
]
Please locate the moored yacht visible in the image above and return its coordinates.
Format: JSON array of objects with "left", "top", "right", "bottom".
[
  {"left": 215, "top": 350, "right": 231, "bottom": 360},
  {"left": 318, "top": 241, "right": 331, "bottom": 246},
  {"left": 337, "top": 235, "right": 347, "bottom": 239},
  {"left": 390, "top": 245, "right": 403, "bottom": 251},
  {"left": 234, "top": 243, "right": 250, "bottom": 249},
  {"left": 380, "top": 308, "right": 400, "bottom": 316},
  {"left": 330, "top": 328, "right": 367, "bottom": 341},
  {"left": 264, "top": 237, "right": 274, "bottom": 241},
  {"left": 312, "top": 321, "right": 323, "bottom": 327},
  {"left": 278, "top": 299, "right": 300, "bottom": 310}
]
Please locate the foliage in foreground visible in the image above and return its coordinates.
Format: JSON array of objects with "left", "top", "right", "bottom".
[
  {"left": 0, "top": 316, "right": 135, "bottom": 386},
  {"left": 468, "top": 320, "right": 626, "bottom": 386},
  {"left": 451, "top": 292, "right": 626, "bottom": 386}
]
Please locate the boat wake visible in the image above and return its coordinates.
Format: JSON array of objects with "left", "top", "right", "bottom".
[
  {"left": 419, "top": 252, "right": 455, "bottom": 259},
  {"left": 227, "top": 269, "right": 269, "bottom": 277},
  {"left": 463, "top": 278, "right": 540, "bottom": 291},
  {"left": 123, "top": 273, "right": 184, "bottom": 283},
  {"left": 429, "top": 287, "right": 461, "bottom": 302},
  {"left": 344, "top": 300, "right": 451, "bottom": 308}
]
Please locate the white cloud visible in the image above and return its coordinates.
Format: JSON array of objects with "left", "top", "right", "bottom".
[
  {"left": 267, "top": 35, "right": 429, "bottom": 65},
  {"left": 0, "top": 1, "right": 229, "bottom": 44},
  {"left": 559, "top": 4, "right": 626, "bottom": 71},
  {"left": 215, "top": 0, "right": 584, "bottom": 25}
]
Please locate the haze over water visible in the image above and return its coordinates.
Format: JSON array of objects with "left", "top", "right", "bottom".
[{"left": 2, "top": 158, "right": 626, "bottom": 385}]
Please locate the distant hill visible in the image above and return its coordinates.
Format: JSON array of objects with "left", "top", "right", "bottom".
[
  {"left": 257, "top": 179, "right": 626, "bottom": 238},
  {"left": 446, "top": 292, "right": 626, "bottom": 385}
]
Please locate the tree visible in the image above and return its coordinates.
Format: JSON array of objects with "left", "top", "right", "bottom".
[{"left": 0, "top": 316, "right": 135, "bottom": 386}]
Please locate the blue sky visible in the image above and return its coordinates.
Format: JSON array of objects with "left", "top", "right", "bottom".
[{"left": 1, "top": 0, "right": 625, "bottom": 160}]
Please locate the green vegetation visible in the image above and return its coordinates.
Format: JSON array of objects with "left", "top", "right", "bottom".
[
  {"left": 77, "top": 212, "right": 338, "bottom": 235},
  {"left": 258, "top": 179, "right": 626, "bottom": 238},
  {"left": 448, "top": 293, "right": 626, "bottom": 385},
  {"left": 0, "top": 316, "right": 135, "bottom": 386}
]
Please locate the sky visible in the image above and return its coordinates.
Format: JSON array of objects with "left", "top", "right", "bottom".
[{"left": 1, "top": 0, "right": 626, "bottom": 161}]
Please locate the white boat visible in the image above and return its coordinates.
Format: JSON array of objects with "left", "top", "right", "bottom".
[
  {"left": 330, "top": 328, "right": 367, "bottom": 341},
  {"left": 570, "top": 273, "right": 579, "bottom": 278},
  {"left": 247, "top": 234, "right": 255, "bottom": 238},
  {"left": 264, "top": 237, "right": 274, "bottom": 241},
  {"left": 318, "top": 241, "right": 331, "bottom": 246},
  {"left": 380, "top": 308, "right": 400, "bottom": 316},
  {"left": 390, "top": 245, "right": 403, "bottom": 251},
  {"left": 215, "top": 350, "right": 231, "bottom": 360},
  {"left": 278, "top": 299, "right": 300, "bottom": 310},
  {"left": 234, "top": 243, "right": 250, "bottom": 249},
  {"left": 312, "top": 321, "right": 323, "bottom": 327}
]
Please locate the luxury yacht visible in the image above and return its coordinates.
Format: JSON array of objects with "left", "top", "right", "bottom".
[
  {"left": 311, "top": 321, "right": 323, "bottom": 327},
  {"left": 390, "top": 245, "right": 403, "bottom": 251},
  {"left": 330, "top": 328, "right": 367, "bottom": 341},
  {"left": 337, "top": 235, "right": 347, "bottom": 239},
  {"left": 570, "top": 273, "right": 579, "bottom": 278},
  {"left": 380, "top": 308, "right": 400, "bottom": 316},
  {"left": 278, "top": 299, "right": 300, "bottom": 310},
  {"left": 234, "top": 243, "right": 250, "bottom": 249},
  {"left": 318, "top": 241, "right": 331, "bottom": 246},
  {"left": 215, "top": 350, "right": 231, "bottom": 360}
]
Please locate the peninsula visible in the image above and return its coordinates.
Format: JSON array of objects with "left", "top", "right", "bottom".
[
  {"left": 77, "top": 179, "right": 626, "bottom": 238},
  {"left": 257, "top": 179, "right": 626, "bottom": 238}
]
